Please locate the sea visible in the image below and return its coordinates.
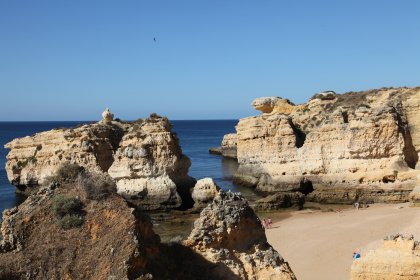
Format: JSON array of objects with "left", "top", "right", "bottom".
[{"left": 0, "top": 120, "right": 259, "bottom": 217}]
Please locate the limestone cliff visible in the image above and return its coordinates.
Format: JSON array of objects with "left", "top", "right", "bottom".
[
  {"left": 219, "top": 87, "right": 420, "bottom": 203},
  {"left": 209, "top": 133, "right": 237, "bottom": 158},
  {"left": 4, "top": 111, "right": 194, "bottom": 210},
  {"left": 184, "top": 191, "right": 297, "bottom": 280},
  {"left": 351, "top": 234, "right": 420, "bottom": 280}
]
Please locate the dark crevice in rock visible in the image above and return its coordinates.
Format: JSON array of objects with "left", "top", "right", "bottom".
[
  {"left": 93, "top": 124, "right": 126, "bottom": 172},
  {"left": 288, "top": 119, "right": 306, "bottom": 148},
  {"left": 174, "top": 176, "right": 197, "bottom": 211},
  {"left": 391, "top": 105, "right": 418, "bottom": 169},
  {"left": 342, "top": 111, "right": 349, "bottom": 123},
  {"left": 299, "top": 178, "right": 314, "bottom": 195}
]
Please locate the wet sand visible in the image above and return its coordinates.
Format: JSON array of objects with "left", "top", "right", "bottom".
[{"left": 265, "top": 203, "right": 420, "bottom": 280}]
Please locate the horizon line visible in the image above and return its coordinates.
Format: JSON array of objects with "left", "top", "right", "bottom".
[{"left": 0, "top": 118, "right": 240, "bottom": 123}]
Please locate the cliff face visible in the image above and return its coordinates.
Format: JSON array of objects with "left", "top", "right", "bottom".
[
  {"left": 209, "top": 133, "right": 238, "bottom": 158},
  {"left": 4, "top": 113, "right": 193, "bottom": 210},
  {"left": 107, "top": 117, "right": 193, "bottom": 210},
  {"left": 184, "top": 191, "right": 297, "bottom": 280},
  {"left": 229, "top": 87, "right": 420, "bottom": 203},
  {"left": 0, "top": 184, "right": 296, "bottom": 280},
  {"left": 351, "top": 234, "right": 420, "bottom": 280},
  {"left": 0, "top": 185, "right": 160, "bottom": 279}
]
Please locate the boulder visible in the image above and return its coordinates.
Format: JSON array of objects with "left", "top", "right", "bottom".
[
  {"left": 191, "top": 178, "right": 220, "bottom": 208},
  {"left": 184, "top": 191, "right": 297, "bottom": 280},
  {"left": 101, "top": 107, "right": 114, "bottom": 123}
]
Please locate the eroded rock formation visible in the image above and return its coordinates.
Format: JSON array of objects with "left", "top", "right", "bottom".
[
  {"left": 409, "top": 175, "right": 420, "bottom": 206},
  {"left": 0, "top": 185, "right": 160, "bottom": 279},
  {"left": 351, "top": 234, "right": 420, "bottom": 280},
  {"left": 254, "top": 192, "right": 305, "bottom": 210},
  {"left": 209, "top": 133, "right": 237, "bottom": 158},
  {"left": 0, "top": 183, "right": 296, "bottom": 280},
  {"left": 217, "top": 87, "right": 420, "bottom": 204},
  {"left": 4, "top": 111, "right": 194, "bottom": 210},
  {"left": 184, "top": 191, "right": 297, "bottom": 280},
  {"left": 191, "top": 177, "right": 220, "bottom": 209}
]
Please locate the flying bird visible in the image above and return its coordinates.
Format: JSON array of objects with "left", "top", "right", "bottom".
[{"left": 153, "top": 37, "right": 156, "bottom": 42}]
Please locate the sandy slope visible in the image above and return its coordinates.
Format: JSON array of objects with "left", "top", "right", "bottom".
[{"left": 265, "top": 203, "right": 420, "bottom": 280}]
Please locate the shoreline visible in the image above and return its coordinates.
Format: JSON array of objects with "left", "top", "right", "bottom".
[{"left": 265, "top": 202, "right": 420, "bottom": 280}]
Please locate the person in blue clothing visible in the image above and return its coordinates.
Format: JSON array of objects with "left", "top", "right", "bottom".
[{"left": 353, "top": 251, "right": 361, "bottom": 260}]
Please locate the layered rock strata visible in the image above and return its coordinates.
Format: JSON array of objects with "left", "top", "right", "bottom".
[
  {"left": 4, "top": 111, "right": 193, "bottom": 210},
  {"left": 184, "top": 191, "right": 297, "bottom": 280},
  {"left": 351, "top": 234, "right": 420, "bottom": 280},
  {"left": 409, "top": 175, "right": 420, "bottom": 206},
  {"left": 209, "top": 133, "right": 238, "bottom": 158},
  {"left": 219, "top": 87, "right": 420, "bottom": 203}
]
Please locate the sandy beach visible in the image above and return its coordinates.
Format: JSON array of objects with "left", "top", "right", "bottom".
[{"left": 265, "top": 203, "right": 420, "bottom": 280}]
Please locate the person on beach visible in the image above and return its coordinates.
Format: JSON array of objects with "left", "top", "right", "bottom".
[
  {"left": 354, "top": 202, "right": 359, "bottom": 210},
  {"left": 353, "top": 251, "right": 361, "bottom": 260},
  {"left": 261, "top": 219, "right": 267, "bottom": 228},
  {"left": 267, "top": 217, "right": 273, "bottom": 229}
]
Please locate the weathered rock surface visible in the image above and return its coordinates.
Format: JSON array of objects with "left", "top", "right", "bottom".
[
  {"left": 223, "top": 87, "right": 420, "bottom": 203},
  {"left": 0, "top": 185, "right": 160, "bottom": 279},
  {"left": 191, "top": 178, "right": 220, "bottom": 209},
  {"left": 1, "top": 185, "right": 295, "bottom": 279},
  {"left": 351, "top": 234, "right": 420, "bottom": 280},
  {"left": 4, "top": 112, "right": 194, "bottom": 210},
  {"left": 254, "top": 192, "right": 305, "bottom": 210},
  {"left": 409, "top": 175, "right": 420, "bottom": 206},
  {"left": 209, "top": 133, "right": 238, "bottom": 158},
  {"left": 107, "top": 116, "right": 194, "bottom": 210},
  {"left": 184, "top": 191, "right": 297, "bottom": 280}
]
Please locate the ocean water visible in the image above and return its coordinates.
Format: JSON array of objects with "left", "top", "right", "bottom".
[{"left": 0, "top": 120, "right": 257, "bottom": 215}]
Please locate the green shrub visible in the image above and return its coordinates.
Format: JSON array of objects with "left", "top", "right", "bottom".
[
  {"left": 58, "top": 214, "right": 84, "bottom": 230},
  {"left": 53, "top": 195, "right": 84, "bottom": 230},
  {"left": 77, "top": 171, "right": 117, "bottom": 200},
  {"left": 53, "top": 195, "right": 83, "bottom": 218}
]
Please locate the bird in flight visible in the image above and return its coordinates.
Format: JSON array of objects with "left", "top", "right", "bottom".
[{"left": 153, "top": 37, "right": 156, "bottom": 42}]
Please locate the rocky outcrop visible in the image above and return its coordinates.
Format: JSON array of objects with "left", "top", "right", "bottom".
[
  {"left": 351, "top": 234, "right": 420, "bottom": 280},
  {"left": 184, "top": 191, "right": 297, "bottom": 280},
  {"left": 107, "top": 115, "right": 194, "bottom": 210},
  {"left": 1, "top": 184, "right": 295, "bottom": 279},
  {"left": 254, "top": 192, "right": 305, "bottom": 210},
  {"left": 409, "top": 175, "right": 420, "bottom": 206},
  {"left": 191, "top": 178, "right": 220, "bottom": 209},
  {"left": 0, "top": 185, "right": 160, "bottom": 279},
  {"left": 209, "top": 133, "right": 237, "bottom": 159},
  {"left": 4, "top": 111, "right": 194, "bottom": 210},
  {"left": 224, "top": 87, "right": 420, "bottom": 204}
]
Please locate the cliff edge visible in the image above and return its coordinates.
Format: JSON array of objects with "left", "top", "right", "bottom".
[
  {"left": 217, "top": 87, "right": 420, "bottom": 204},
  {"left": 4, "top": 111, "right": 194, "bottom": 210}
]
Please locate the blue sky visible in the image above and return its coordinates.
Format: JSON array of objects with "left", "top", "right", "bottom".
[{"left": 1, "top": 0, "right": 419, "bottom": 121}]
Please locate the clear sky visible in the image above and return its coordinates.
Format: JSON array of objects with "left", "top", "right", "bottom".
[{"left": 1, "top": 0, "right": 419, "bottom": 121}]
